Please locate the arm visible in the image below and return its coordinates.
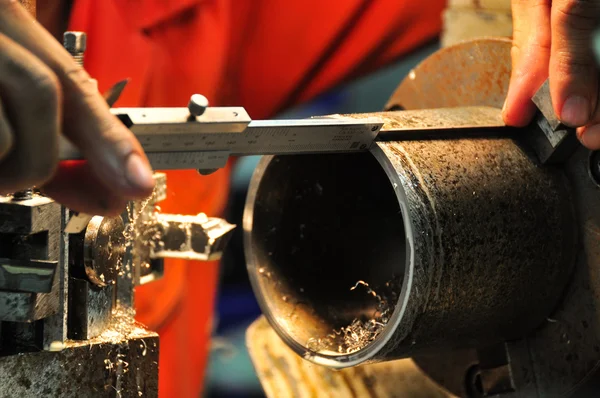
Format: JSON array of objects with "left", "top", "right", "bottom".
[{"left": 0, "top": 0, "right": 154, "bottom": 214}]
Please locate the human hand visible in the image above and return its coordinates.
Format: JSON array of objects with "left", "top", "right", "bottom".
[
  {"left": 503, "top": 0, "right": 600, "bottom": 149},
  {"left": 0, "top": 0, "right": 154, "bottom": 215}
]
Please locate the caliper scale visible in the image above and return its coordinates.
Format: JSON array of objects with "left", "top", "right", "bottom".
[{"left": 59, "top": 103, "right": 384, "bottom": 170}]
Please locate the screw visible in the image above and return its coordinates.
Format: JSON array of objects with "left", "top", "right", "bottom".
[
  {"left": 188, "top": 94, "right": 209, "bottom": 118},
  {"left": 12, "top": 188, "right": 33, "bottom": 201},
  {"left": 63, "top": 32, "right": 87, "bottom": 66}
]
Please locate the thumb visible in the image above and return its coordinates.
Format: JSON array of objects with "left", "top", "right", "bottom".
[{"left": 549, "top": 0, "right": 600, "bottom": 128}]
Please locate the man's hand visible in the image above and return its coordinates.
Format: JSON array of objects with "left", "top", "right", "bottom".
[
  {"left": 0, "top": 0, "right": 154, "bottom": 215},
  {"left": 504, "top": 0, "right": 600, "bottom": 149}
]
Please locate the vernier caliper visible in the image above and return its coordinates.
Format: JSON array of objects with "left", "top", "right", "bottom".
[{"left": 59, "top": 81, "right": 571, "bottom": 171}]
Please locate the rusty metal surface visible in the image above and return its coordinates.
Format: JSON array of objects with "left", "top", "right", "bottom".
[
  {"left": 386, "top": 37, "right": 512, "bottom": 111},
  {"left": 247, "top": 316, "right": 454, "bottom": 398},
  {"left": 244, "top": 135, "right": 575, "bottom": 368},
  {"left": 17, "top": 0, "right": 35, "bottom": 16}
]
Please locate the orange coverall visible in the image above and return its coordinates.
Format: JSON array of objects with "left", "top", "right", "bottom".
[{"left": 68, "top": 0, "right": 445, "bottom": 396}]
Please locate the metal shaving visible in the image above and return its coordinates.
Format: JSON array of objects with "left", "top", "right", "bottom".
[
  {"left": 60, "top": 305, "right": 152, "bottom": 355},
  {"left": 84, "top": 306, "right": 150, "bottom": 346},
  {"left": 307, "top": 277, "right": 399, "bottom": 355},
  {"left": 121, "top": 189, "right": 166, "bottom": 274}
]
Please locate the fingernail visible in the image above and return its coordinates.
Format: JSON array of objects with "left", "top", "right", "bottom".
[
  {"left": 125, "top": 153, "right": 155, "bottom": 192},
  {"left": 580, "top": 125, "right": 600, "bottom": 149},
  {"left": 561, "top": 96, "right": 590, "bottom": 127}
]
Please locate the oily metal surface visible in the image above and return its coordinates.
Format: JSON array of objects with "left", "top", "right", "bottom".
[
  {"left": 0, "top": 313, "right": 158, "bottom": 397},
  {"left": 387, "top": 37, "right": 511, "bottom": 111}
]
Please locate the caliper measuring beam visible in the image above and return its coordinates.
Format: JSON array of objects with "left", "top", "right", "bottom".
[{"left": 59, "top": 93, "right": 559, "bottom": 171}]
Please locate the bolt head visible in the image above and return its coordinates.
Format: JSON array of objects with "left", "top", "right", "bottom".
[
  {"left": 188, "top": 94, "right": 209, "bottom": 117},
  {"left": 63, "top": 31, "right": 87, "bottom": 54},
  {"left": 11, "top": 188, "right": 33, "bottom": 201}
]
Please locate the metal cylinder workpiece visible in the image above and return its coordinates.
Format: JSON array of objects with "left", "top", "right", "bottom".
[{"left": 244, "top": 135, "right": 576, "bottom": 368}]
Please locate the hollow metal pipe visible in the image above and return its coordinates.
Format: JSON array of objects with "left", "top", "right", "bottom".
[{"left": 244, "top": 135, "right": 576, "bottom": 368}]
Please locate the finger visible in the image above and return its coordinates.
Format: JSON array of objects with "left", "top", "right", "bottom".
[
  {"left": 41, "top": 161, "right": 127, "bottom": 217},
  {"left": 575, "top": 125, "right": 600, "bottom": 149},
  {"left": 0, "top": 32, "right": 59, "bottom": 194},
  {"left": 503, "top": 0, "right": 551, "bottom": 127},
  {"left": 575, "top": 83, "right": 600, "bottom": 150},
  {"left": 0, "top": 0, "right": 155, "bottom": 198},
  {"left": 549, "top": 0, "right": 600, "bottom": 128},
  {"left": 0, "top": 98, "right": 14, "bottom": 162}
]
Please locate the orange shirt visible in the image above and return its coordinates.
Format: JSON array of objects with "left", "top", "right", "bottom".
[{"left": 69, "top": 1, "right": 445, "bottom": 396}]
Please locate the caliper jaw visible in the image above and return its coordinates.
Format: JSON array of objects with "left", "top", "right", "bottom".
[{"left": 529, "top": 79, "right": 580, "bottom": 164}]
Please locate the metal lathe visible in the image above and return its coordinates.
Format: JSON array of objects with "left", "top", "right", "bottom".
[{"left": 3, "top": 1, "right": 600, "bottom": 397}]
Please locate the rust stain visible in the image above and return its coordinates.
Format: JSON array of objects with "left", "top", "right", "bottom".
[{"left": 385, "top": 38, "right": 512, "bottom": 111}]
